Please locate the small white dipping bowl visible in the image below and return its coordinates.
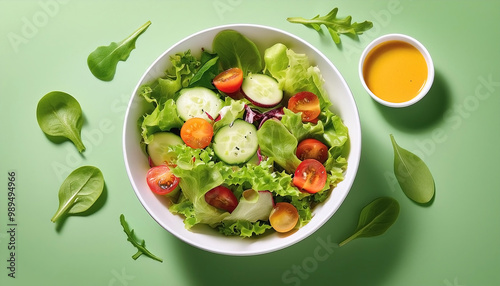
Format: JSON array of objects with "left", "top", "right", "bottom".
[
  {"left": 123, "top": 24, "right": 361, "bottom": 256},
  {"left": 359, "top": 34, "right": 434, "bottom": 108}
]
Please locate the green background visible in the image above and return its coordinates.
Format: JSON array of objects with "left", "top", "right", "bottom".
[{"left": 1, "top": 1, "right": 499, "bottom": 285}]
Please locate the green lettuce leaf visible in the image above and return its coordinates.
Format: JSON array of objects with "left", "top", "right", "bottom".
[
  {"left": 140, "top": 99, "right": 184, "bottom": 144},
  {"left": 218, "top": 220, "right": 272, "bottom": 237},
  {"left": 171, "top": 149, "right": 229, "bottom": 228},
  {"left": 219, "top": 159, "right": 303, "bottom": 198},
  {"left": 140, "top": 50, "right": 201, "bottom": 106},
  {"left": 280, "top": 108, "right": 325, "bottom": 142},
  {"left": 263, "top": 43, "right": 330, "bottom": 109},
  {"left": 319, "top": 109, "right": 349, "bottom": 149},
  {"left": 256, "top": 119, "right": 302, "bottom": 173},
  {"left": 169, "top": 193, "right": 199, "bottom": 228}
]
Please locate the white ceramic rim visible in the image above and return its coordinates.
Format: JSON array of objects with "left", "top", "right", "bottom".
[
  {"left": 123, "top": 24, "right": 362, "bottom": 256},
  {"left": 358, "top": 33, "right": 434, "bottom": 108}
]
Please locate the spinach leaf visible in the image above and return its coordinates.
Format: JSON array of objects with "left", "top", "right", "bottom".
[
  {"left": 390, "top": 134, "right": 435, "bottom": 204},
  {"left": 120, "top": 214, "right": 163, "bottom": 262},
  {"left": 287, "top": 7, "right": 373, "bottom": 44},
  {"left": 339, "top": 197, "right": 399, "bottom": 247},
  {"left": 36, "top": 91, "right": 85, "bottom": 153},
  {"left": 212, "top": 30, "right": 262, "bottom": 75},
  {"left": 87, "top": 21, "right": 151, "bottom": 81},
  {"left": 51, "top": 166, "right": 104, "bottom": 222}
]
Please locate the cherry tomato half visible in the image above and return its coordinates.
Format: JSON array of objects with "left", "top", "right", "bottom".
[
  {"left": 287, "top": 91, "right": 321, "bottom": 122},
  {"left": 180, "top": 117, "right": 214, "bottom": 149},
  {"left": 205, "top": 186, "right": 238, "bottom": 213},
  {"left": 213, "top": 67, "right": 244, "bottom": 94},
  {"left": 296, "top": 138, "right": 329, "bottom": 164},
  {"left": 293, "top": 159, "right": 327, "bottom": 194},
  {"left": 146, "top": 165, "right": 180, "bottom": 195},
  {"left": 269, "top": 202, "right": 299, "bottom": 233}
]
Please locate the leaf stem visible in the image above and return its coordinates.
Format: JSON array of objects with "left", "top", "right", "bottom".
[
  {"left": 338, "top": 233, "right": 357, "bottom": 247},
  {"left": 50, "top": 195, "right": 77, "bottom": 223}
]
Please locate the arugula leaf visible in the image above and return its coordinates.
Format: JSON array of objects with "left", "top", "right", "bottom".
[
  {"left": 87, "top": 21, "right": 151, "bottom": 81},
  {"left": 119, "top": 214, "right": 163, "bottom": 262},
  {"left": 287, "top": 7, "right": 373, "bottom": 44}
]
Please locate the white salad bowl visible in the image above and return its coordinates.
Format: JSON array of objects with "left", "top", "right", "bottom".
[{"left": 123, "top": 24, "right": 361, "bottom": 256}]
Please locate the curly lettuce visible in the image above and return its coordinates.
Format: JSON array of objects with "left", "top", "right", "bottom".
[
  {"left": 140, "top": 99, "right": 184, "bottom": 144},
  {"left": 264, "top": 43, "right": 330, "bottom": 109},
  {"left": 218, "top": 220, "right": 272, "bottom": 237}
]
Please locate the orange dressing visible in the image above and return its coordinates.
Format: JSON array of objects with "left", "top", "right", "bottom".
[{"left": 363, "top": 40, "right": 428, "bottom": 103}]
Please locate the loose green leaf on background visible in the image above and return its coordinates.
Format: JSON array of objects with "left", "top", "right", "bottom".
[
  {"left": 287, "top": 7, "right": 373, "bottom": 44},
  {"left": 87, "top": 20, "right": 151, "bottom": 81},
  {"left": 51, "top": 166, "right": 105, "bottom": 222},
  {"left": 36, "top": 91, "right": 86, "bottom": 153},
  {"left": 390, "top": 134, "right": 435, "bottom": 204},
  {"left": 120, "top": 214, "right": 163, "bottom": 262},
  {"left": 339, "top": 197, "right": 399, "bottom": 247}
]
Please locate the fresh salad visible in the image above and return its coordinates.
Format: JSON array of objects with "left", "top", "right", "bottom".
[{"left": 138, "top": 30, "right": 349, "bottom": 237}]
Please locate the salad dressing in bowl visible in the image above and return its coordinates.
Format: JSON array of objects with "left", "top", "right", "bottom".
[
  {"left": 362, "top": 40, "right": 428, "bottom": 103},
  {"left": 359, "top": 34, "right": 434, "bottom": 108}
]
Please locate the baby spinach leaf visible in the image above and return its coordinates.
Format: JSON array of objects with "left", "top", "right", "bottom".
[
  {"left": 287, "top": 7, "right": 373, "bottom": 44},
  {"left": 339, "top": 197, "right": 399, "bottom": 247},
  {"left": 390, "top": 134, "right": 435, "bottom": 204},
  {"left": 51, "top": 166, "right": 104, "bottom": 222},
  {"left": 87, "top": 20, "right": 151, "bottom": 81},
  {"left": 212, "top": 30, "right": 262, "bottom": 75},
  {"left": 120, "top": 214, "right": 163, "bottom": 262},
  {"left": 36, "top": 91, "right": 85, "bottom": 153}
]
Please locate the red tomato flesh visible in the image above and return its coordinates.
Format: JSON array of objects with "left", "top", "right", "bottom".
[
  {"left": 293, "top": 159, "right": 327, "bottom": 194},
  {"left": 146, "top": 165, "right": 180, "bottom": 195},
  {"left": 288, "top": 91, "right": 321, "bottom": 122},
  {"left": 213, "top": 67, "right": 244, "bottom": 94},
  {"left": 296, "top": 138, "right": 329, "bottom": 164},
  {"left": 205, "top": 186, "right": 238, "bottom": 213},
  {"left": 180, "top": 117, "right": 214, "bottom": 149}
]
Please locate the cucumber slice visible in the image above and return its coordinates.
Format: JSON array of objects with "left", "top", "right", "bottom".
[
  {"left": 176, "top": 87, "right": 222, "bottom": 121},
  {"left": 241, "top": 73, "right": 283, "bottom": 107},
  {"left": 213, "top": 120, "right": 258, "bottom": 165},
  {"left": 147, "top": 132, "right": 184, "bottom": 166}
]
